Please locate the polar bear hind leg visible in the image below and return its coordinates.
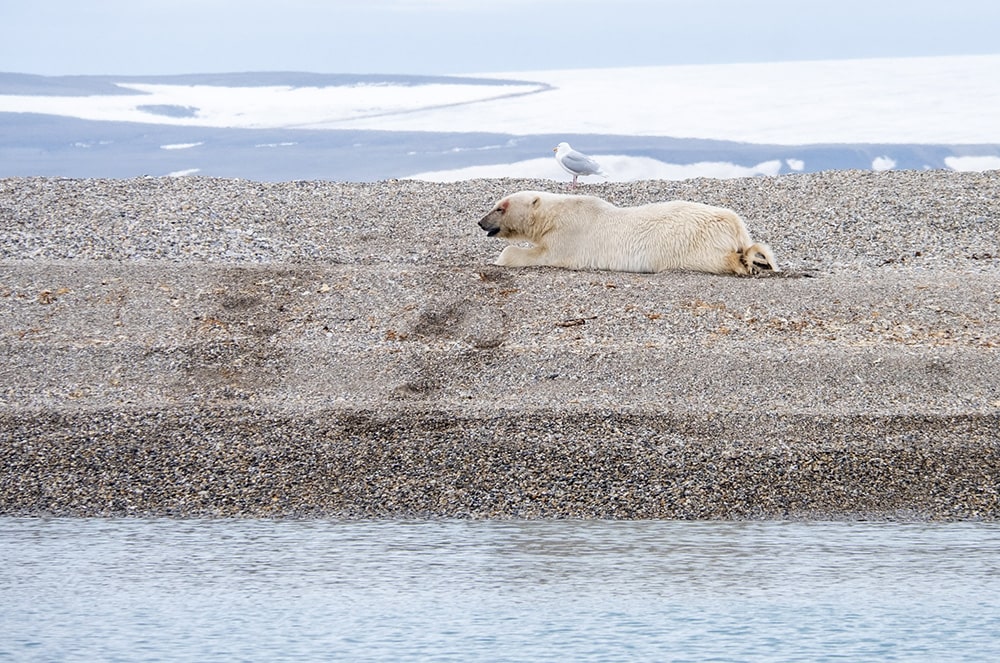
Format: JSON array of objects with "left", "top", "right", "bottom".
[{"left": 741, "top": 242, "right": 780, "bottom": 274}]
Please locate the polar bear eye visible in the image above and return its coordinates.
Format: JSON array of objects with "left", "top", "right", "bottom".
[{"left": 496, "top": 206, "right": 505, "bottom": 214}]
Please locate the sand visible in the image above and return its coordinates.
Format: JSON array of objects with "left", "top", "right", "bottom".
[{"left": 1, "top": 170, "right": 998, "bottom": 519}]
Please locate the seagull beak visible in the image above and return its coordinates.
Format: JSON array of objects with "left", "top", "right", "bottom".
[{"left": 552, "top": 147, "right": 558, "bottom": 153}]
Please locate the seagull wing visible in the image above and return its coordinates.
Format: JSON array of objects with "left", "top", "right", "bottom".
[{"left": 560, "top": 149, "right": 603, "bottom": 176}]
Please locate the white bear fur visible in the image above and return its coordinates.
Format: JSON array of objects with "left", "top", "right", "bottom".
[{"left": 478, "top": 190, "right": 778, "bottom": 275}]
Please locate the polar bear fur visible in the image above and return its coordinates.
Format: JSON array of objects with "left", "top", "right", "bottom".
[{"left": 478, "top": 191, "right": 778, "bottom": 275}]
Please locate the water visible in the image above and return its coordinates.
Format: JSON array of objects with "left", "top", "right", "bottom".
[{"left": 2, "top": 519, "right": 999, "bottom": 662}]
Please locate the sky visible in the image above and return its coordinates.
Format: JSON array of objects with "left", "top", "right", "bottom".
[{"left": 2, "top": 0, "right": 1000, "bottom": 76}]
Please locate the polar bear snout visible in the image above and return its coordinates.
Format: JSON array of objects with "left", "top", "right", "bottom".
[{"left": 478, "top": 210, "right": 502, "bottom": 237}]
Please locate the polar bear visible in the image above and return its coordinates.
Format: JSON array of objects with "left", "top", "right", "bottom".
[{"left": 477, "top": 190, "right": 778, "bottom": 275}]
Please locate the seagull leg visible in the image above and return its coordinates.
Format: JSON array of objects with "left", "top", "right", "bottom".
[{"left": 571, "top": 174, "right": 579, "bottom": 189}]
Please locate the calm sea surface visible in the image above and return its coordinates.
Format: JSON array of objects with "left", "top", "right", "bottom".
[{"left": 1, "top": 518, "right": 998, "bottom": 662}]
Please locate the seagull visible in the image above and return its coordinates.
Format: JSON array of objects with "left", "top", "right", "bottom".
[{"left": 554, "top": 142, "right": 606, "bottom": 188}]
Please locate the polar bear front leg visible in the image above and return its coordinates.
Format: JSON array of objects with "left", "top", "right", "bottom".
[{"left": 496, "top": 245, "right": 549, "bottom": 267}]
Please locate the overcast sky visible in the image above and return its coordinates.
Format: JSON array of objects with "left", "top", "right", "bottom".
[{"left": 3, "top": 0, "right": 999, "bottom": 76}]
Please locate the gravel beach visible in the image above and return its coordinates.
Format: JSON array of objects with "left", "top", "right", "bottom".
[{"left": 1, "top": 170, "right": 998, "bottom": 519}]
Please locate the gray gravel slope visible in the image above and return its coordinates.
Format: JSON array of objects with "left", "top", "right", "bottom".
[{"left": 1, "top": 171, "right": 998, "bottom": 518}]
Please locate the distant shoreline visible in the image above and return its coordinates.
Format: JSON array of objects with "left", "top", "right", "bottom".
[{"left": 4, "top": 58, "right": 1000, "bottom": 181}]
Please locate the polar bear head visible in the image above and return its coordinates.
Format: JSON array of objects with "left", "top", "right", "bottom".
[{"left": 477, "top": 191, "right": 554, "bottom": 241}]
